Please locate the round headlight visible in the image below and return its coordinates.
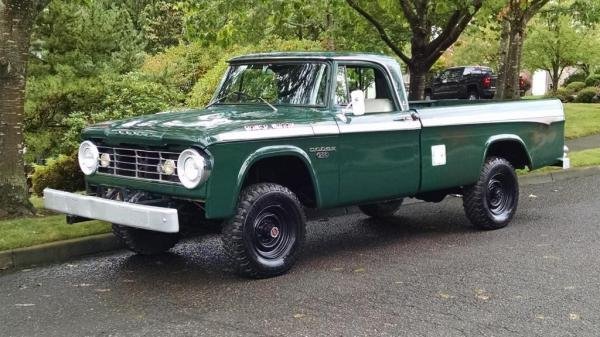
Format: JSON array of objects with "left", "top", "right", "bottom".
[
  {"left": 78, "top": 141, "right": 99, "bottom": 175},
  {"left": 177, "top": 149, "right": 210, "bottom": 189}
]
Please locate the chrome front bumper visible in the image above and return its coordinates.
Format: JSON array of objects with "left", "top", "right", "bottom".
[{"left": 43, "top": 188, "right": 179, "bottom": 233}]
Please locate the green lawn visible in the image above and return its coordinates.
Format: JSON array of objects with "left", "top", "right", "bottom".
[
  {"left": 569, "top": 147, "right": 600, "bottom": 167},
  {"left": 0, "top": 198, "right": 110, "bottom": 251},
  {"left": 564, "top": 103, "right": 600, "bottom": 139},
  {"left": 519, "top": 147, "right": 600, "bottom": 175}
]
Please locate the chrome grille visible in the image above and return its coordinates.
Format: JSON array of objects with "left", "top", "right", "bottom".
[{"left": 96, "top": 146, "right": 181, "bottom": 184}]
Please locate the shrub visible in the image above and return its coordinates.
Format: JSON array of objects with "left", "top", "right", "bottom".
[
  {"left": 574, "top": 87, "right": 599, "bottom": 103},
  {"left": 584, "top": 74, "right": 600, "bottom": 87},
  {"left": 139, "top": 43, "right": 224, "bottom": 93},
  {"left": 25, "top": 72, "right": 184, "bottom": 162},
  {"left": 565, "top": 81, "right": 586, "bottom": 92},
  {"left": 563, "top": 72, "right": 587, "bottom": 85},
  {"left": 553, "top": 87, "right": 575, "bottom": 103},
  {"left": 31, "top": 153, "right": 84, "bottom": 196}
]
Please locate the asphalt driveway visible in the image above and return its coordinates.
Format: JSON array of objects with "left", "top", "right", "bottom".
[{"left": 1, "top": 174, "right": 599, "bottom": 337}]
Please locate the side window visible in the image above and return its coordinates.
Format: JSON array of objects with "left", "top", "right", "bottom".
[
  {"left": 438, "top": 70, "right": 450, "bottom": 82},
  {"left": 335, "top": 64, "right": 395, "bottom": 113},
  {"left": 335, "top": 66, "right": 348, "bottom": 105},
  {"left": 447, "top": 69, "right": 463, "bottom": 82}
]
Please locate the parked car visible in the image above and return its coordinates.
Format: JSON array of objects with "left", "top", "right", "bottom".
[
  {"left": 425, "top": 66, "right": 497, "bottom": 100},
  {"left": 44, "top": 52, "right": 568, "bottom": 278}
]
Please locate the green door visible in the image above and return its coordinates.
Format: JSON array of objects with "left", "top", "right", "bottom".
[{"left": 334, "top": 63, "right": 421, "bottom": 205}]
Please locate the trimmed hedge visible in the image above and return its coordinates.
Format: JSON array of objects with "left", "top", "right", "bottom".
[
  {"left": 565, "top": 81, "right": 586, "bottom": 92},
  {"left": 574, "top": 87, "right": 599, "bottom": 103},
  {"left": 554, "top": 87, "right": 575, "bottom": 103},
  {"left": 31, "top": 153, "right": 84, "bottom": 196}
]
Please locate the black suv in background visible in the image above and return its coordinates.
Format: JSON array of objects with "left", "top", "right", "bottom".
[{"left": 424, "top": 66, "right": 497, "bottom": 100}]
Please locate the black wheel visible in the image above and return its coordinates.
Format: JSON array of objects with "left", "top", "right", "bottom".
[
  {"left": 112, "top": 224, "right": 179, "bottom": 255},
  {"left": 463, "top": 157, "right": 519, "bottom": 230},
  {"left": 359, "top": 199, "right": 403, "bottom": 218},
  {"left": 222, "top": 183, "right": 306, "bottom": 278},
  {"left": 468, "top": 91, "right": 479, "bottom": 100}
]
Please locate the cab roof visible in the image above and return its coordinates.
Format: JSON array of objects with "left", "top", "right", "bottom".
[{"left": 228, "top": 51, "right": 397, "bottom": 64}]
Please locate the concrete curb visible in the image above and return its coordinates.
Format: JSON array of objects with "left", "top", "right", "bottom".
[
  {"left": 0, "top": 234, "right": 123, "bottom": 271},
  {"left": 1, "top": 166, "right": 598, "bottom": 272}
]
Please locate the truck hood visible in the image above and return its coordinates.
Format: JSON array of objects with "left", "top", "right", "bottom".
[{"left": 83, "top": 105, "right": 326, "bottom": 147}]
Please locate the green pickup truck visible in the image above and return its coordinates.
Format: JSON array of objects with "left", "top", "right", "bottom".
[{"left": 44, "top": 52, "right": 568, "bottom": 278}]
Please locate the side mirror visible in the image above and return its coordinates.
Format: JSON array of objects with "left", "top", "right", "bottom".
[{"left": 349, "top": 90, "right": 365, "bottom": 116}]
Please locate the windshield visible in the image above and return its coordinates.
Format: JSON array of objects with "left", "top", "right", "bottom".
[{"left": 213, "top": 62, "right": 329, "bottom": 107}]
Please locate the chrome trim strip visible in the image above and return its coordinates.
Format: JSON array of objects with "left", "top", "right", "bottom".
[
  {"left": 422, "top": 115, "right": 564, "bottom": 127},
  {"left": 43, "top": 188, "right": 179, "bottom": 233},
  {"left": 338, "top": 120, "right": 421, "bottom": 133},
  {"left": 312, "top": 124, "right": 339, "bottom": 136},
  {"left": 214, "top": 126, "right": 315, "bottom": 142},
  {"left": 418, "top": 100, "right": 565, "bottom": 127}
]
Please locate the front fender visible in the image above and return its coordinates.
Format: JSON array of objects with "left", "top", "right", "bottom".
[
  {"left": 236, "top": 145, "right": 322, "bottom": 202},
  {"left": 204, "top": 145, "right": 322, "bottom": 220}
]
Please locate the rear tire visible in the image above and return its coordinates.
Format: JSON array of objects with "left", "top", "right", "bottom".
[
  {"left": 222, "top": 183, "right": 306, "bottom": 278},
  {"left": 467, "top": 91, "right": 479, "bottom": 100},
  {"left": 463, "top": 157, "right": 519, "bottom": 230},
  {"left": 112, "top": 224, "right": 179, "bottom": 255},
  {"left": 359, "top": 199, "right": 403, "bottom": 218}
]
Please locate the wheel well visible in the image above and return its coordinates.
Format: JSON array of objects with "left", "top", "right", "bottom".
[
  {"left": 486, "top": 141, "right": 531, "bottom": 170},
  {"left": 242, "top": 156, "right": 317, "bottom": 207}
]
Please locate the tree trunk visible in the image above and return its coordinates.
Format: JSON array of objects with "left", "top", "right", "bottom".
[
  {"left": 496, "top": 0, "right": 549, "bottom": 100},
  {"left": 550, "top": 62, "right": 560, "bottom": 93},
  {"left": 0, "top": 0, "right": 48, "bottom": 218},
  {"left": 495, "top": 20, "right": 511, "bottom": 99},
  {"left": 408, "top": 64, "right": 428, "bottom": 101},
  {"left": 503, "top": 26, "right": 524, "bottom": 99}
]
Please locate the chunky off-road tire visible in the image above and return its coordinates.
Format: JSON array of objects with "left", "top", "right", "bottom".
[
  {"left": 222, "top": 183, "right": 306, "bottom": 278},
  {"left": 359, "top": 199, "right": 403, "bottom": 218},
  {"left": 463, "top": 157, "right": 519, "bottom": 230},
  {"left": 112, "top": 224, "right": 180, "bottom": 255}
]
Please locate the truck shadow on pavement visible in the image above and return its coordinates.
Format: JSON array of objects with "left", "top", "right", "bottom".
[{"left": 111, "top": 199, "right": 481, "bottom": 283}]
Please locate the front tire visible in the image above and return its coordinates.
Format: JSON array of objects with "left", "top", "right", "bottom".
[
  {"left": 463, "top": 157, "right": 519, "bottom": 230},
  {"left": 222, "top": 183, "right": 306, "bottom": 278},
  {"left": 112, "top": 224, "right": 180, "bottom": 255},
  {"left": 359, "top": 199, "right": 403, "bottom": 218}
]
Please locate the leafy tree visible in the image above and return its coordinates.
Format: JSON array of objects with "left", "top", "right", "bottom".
[
  {"left": 495, "top": 0, "right": 550, "bottom": 99},
  {"left": 445, "top": 22, "right": 502, "bottom": 70},
  {"left": 345, "top": 0, "right": 484, "bottom": 100},
  {"left": 29, "top": 0, "right": 145, "bottom": 78},
  {"left": 1, "top": 0, "right": 51, "bottom": 218},
  {"left": 138, "top": 1, "right": 185, "bottom": 53},
  {"left": 523, "top": 12, "right": 599, "bottom": 92}
]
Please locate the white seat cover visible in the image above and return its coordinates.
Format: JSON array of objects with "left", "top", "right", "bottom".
[{"left": 364, "top": 99, "right": 393, "bottom": 113}]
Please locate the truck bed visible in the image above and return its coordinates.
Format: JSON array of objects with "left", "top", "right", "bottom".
[{"left": 410, "top": 99, "right": 565, "bottom": 193}]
